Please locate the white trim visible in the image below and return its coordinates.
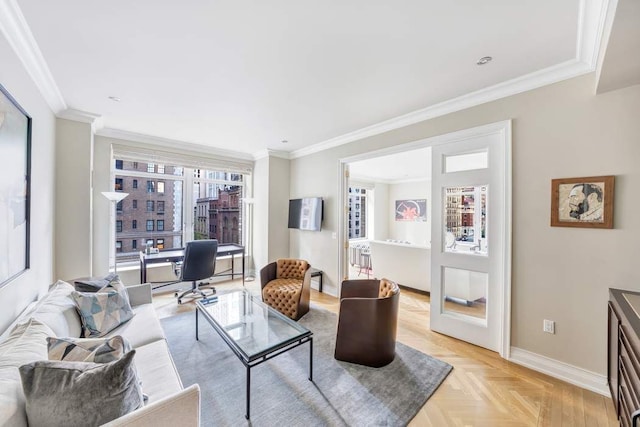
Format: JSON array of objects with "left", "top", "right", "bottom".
[
  {"left": 58, "top": 108, "right": 102, "bottom": 125},
  {"left": 96, "top": 128, "right": 254, "bottom": 162},
  {"left": 509, "top": 347, "right": 610, "bottom": 397},
  {"left": 0, "top": 0, "right": 66, "bottom": 113},
  {"left": 290, "top": 0, "right": 611, "bottom": 160},
  {"left": 290, "top": 60, "right": 590, "bottom": 159},
  {"left": 252, "top": 149, "right": 290, "bottom": 161},
  {"left": 501, "top": 121, "right": 513, "bottom": 359}
]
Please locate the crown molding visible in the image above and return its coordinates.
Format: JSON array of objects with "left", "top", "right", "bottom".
[
  {"left": 96, "top": 128, "right": 254, "bottom": 161},
  {"left": 290, "top": 0, "right": 610, "bottom": 160},
  {"left": 0, "top": 0, "right": 66, "bottom": 113},
  {"left": 252, "top": 149, "right": 290, "bottom": 160},
  {"left": 58, "top": 108, "right": 102, "bottom": 124}
]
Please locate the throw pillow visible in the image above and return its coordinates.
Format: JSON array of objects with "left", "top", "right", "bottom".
[
  {"left": 19, "top": 350, "right": 144, "bottom": 427},
  {"left": 47, "top": 335, "right": 131, "bottom": 363},
  {"left": 0, "top": 318, "right": 55, "bottom": 369},
  {"left": 72, "top": 280, "right": 134, "bottom": 338},
  {"left": 74, "top": 273, "right": 122, "bottom": 293}
]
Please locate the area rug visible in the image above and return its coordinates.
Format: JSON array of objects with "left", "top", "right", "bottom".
[{"left": 161, "top": 306, "right": 452, "bottom": 426}]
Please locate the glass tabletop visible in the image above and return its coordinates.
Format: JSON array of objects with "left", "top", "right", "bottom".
[{"left": 196, "top": 290, "right": 311, "bottom": 361}]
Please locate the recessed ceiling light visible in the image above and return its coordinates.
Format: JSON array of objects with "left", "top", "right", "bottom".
[
  {"left": 281, "top": 139, "right": 288, "bottom": 144},
  {"left": 476, "top": 56, "right": 493, "bottom": 65},
  {"left": 108, "top": 96, "right": 121, "bottom": 102}
]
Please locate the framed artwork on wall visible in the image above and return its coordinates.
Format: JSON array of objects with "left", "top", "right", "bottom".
[
  {"left": 0, "top": 83, "right": 32, "bottom": 287},
  {"left": 395, "top": 199, "right": 427, "bottom": 222},
  {"left": 550, "top": 175, "right": 614, "bottom": 229}
]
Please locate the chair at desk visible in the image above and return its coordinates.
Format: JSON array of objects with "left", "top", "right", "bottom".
[{"left": 173, "top": 239, "right": 218, "bottom": 304}]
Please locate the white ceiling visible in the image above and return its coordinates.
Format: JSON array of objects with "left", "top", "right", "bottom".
[{"left": 7, "top": 0, "right": 608, "bottom": 157}]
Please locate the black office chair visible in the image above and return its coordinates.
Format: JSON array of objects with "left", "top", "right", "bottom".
[{"left": 173, "top": 239, "right": 218, "bottom": 304}]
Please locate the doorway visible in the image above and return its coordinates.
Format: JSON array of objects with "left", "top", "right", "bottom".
[{"left": 338, "top": 121, "right": 512, "bottom": 357}]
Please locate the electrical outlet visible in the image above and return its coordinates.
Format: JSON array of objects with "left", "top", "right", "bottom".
[{"left": 543, "top": 319, "right": 555, "bottom": 334}]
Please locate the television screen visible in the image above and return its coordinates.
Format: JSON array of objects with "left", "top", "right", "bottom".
[{"left": 288, "top": 197, "right": 323, "bottom": 231}]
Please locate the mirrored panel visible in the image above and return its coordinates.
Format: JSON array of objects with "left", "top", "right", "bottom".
[
  {"left": 444, "top": 151, "right": 488, "bottom": 173},
  {"left": 444, "top": 186, "right": 487, "bottom": 255},
  {"left": 442, "top": 267, "right": 488, "bottom": 320}
]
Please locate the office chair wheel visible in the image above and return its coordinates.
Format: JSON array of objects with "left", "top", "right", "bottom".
[
  {"left": 174, "top": 292, "right": 179, "bottom": 297},
  {"left": 177, "top": 298, "right": 183, "bottom": 305}
]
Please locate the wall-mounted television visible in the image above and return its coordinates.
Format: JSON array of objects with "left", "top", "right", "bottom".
[{"left": 288, "top": 197, "right": 324, "bottom": 231}]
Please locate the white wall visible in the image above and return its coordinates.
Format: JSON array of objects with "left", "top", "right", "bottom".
[
  {"left": 55, "top": 119, "right": 94, "bottom": 280},
  {"left": 0, "top": 36, "right": 56, "bottom": 333},
  {"left": 388, "top": 179, "right": 431, "bottom": 246},
  {"left": 372, "top": 182, "right": 389, "bottom": 241},
  {"left": 287, "top": 73, "right": 640, "bottom": 376}
]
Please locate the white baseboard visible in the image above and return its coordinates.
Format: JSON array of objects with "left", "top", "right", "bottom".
[{"left": 509, "top": 347, "right": 610, "bottom": 397}]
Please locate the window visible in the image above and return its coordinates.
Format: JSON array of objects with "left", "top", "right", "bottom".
[
  {"left": 115, "top": 178, "right": 123, "bottom": 191},
  {"left": 132, "top": 240, "right": 137, "bottom": 249},
  {"left": 348, "top": 186, "right": 368, "bottom": 239},
  {"left": 116, "top": 201, "right": 123, "bottom": 212},
  {"left": 116, "top": 241, "right": 122, "bottom": 252},
  {"left": 112, "top": 160, "right": 246, "bottom": 265},
  {"left": 146, "top": 239, "right": 154, "bottom": 247},
  {"left": 116, "top": 220, "right": 122, "bottom": 232},
  {"left": 115, "top": 160, "right": 123, "bottom": 169},
  {"left": 133, "top": 179, "right": 138, "bottom": 189},
  {"left": 156, "top": 238, "right": 165, "bottom": 249},
  {"left": 133, "top": 162, "right": 138, "bottom": 169}
]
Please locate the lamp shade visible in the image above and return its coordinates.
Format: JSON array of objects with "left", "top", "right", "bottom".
[{"left": 102, "top": 191, "right": 128, "bottom": 202}]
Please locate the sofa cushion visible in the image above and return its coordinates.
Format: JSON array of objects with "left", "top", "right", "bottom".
[
  {"left": 19, "top": 350, "right": 144, "bottom": 427},
  {"left": 105, "top": 303, "right": 165, "bottom": 348},
  {"left": 47, "top": 335, "right": 131, "bottom": 364},
  {"left": 0, "top": 318, "right": 54, "bottom": 369},
  {"left": 72, "top": 280, "right": 134, "bottom": 338},
  {"left": 0, "top": 319, "right": 55, "bottom": 427},
  {"left": 134, "top": 340, "right": 182, "bottom": 403},
  {"left": 30, "top": 281, "right": 82, "bottom": 338}
]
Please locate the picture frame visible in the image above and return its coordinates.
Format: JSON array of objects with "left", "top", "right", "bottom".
[
  {"left": 550, "top": 175, "right": 614, "bottom": 229},
  {"left": 395, "top": 199, "right": 427, "bottom": 222},
  {"left": 0, "top": 83, "right": 32, "bottom": 287}
]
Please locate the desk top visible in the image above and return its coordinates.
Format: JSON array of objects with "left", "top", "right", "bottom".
[{"left": 140, "top": 243, "right": 244, "bottom": 262}]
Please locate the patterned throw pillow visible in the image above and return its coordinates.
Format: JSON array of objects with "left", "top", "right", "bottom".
[
  {"left": 47, "top": 335, "right": 131, "bottom": 363},
  {"left": 72, "top": 280, "right": 134, "bottom": 338}
]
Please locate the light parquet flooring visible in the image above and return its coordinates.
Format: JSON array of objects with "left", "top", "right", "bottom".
[{"left": 152, "top": 279, "right": 618, "bottom": 427}]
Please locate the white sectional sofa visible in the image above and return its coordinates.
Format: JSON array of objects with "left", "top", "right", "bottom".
[{"left": 0, "top": 281, "right": 200, "bottom": 427}]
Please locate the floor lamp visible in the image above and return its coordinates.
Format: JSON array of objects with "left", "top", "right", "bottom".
[{"left": 102, "top": 191, "right": 128, "bottom": 275}]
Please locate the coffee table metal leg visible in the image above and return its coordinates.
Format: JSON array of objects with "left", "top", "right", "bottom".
[
  {"left": 246, "top": 366, "right": 251, "bottom": 419},
  {"left": 195, "top": 309, "right": 199, "bottom": 341},
  {"left": 309, "top": 338, "right": 313, "bottom": 381}
]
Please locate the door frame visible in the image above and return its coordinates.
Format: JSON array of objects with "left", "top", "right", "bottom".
[{"left": 338, "top": 120, "right": 512, "bottom": 358}]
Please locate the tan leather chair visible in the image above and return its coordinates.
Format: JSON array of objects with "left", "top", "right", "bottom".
[
  {"left": 334, "top": 278, "right": 400, "bottom": 367},
  {"left": 260, "top": 259, "right": 312, "bottom": 320}
]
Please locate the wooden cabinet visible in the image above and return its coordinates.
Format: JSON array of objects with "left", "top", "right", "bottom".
[{"left": 609, "top": 288, "right": 640, "bottom": 426}]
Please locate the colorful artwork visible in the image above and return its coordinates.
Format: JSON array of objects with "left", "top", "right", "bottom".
[{"left": 395, "top": 199, "right": 427, "bottom": 222}]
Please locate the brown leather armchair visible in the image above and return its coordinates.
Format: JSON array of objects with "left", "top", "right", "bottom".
[
  {"left": 334, "top": 278, "right": 400, "bottom": 367},
  {"left": 260, "top": 259, "right": 312, "bottom": 320}
]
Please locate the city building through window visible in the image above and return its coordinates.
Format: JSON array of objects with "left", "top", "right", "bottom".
[{"left": 111, "top": 158, "right": 246, "bottom": 265}]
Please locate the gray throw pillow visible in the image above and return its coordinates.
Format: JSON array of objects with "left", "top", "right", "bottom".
[
  {"left": 74, "top": 273, "right": 122, "bottom": 293},
  {"left": 19, "top": 350, "right": 143, "bottom": 427},
  {"left": 72, "top": 280, "right": 134, "bottom": 337}
]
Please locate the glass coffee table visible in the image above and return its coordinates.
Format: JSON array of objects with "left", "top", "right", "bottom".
[{"left": 195, "top": 290, "right": 313, "bottom": 419}]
